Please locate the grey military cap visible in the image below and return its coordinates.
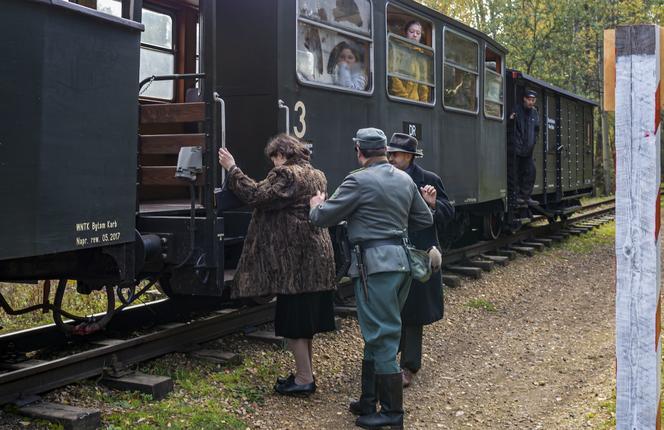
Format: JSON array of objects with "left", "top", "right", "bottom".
[{"left": 352, "top": 127, "right": 387, "bottom": 150}]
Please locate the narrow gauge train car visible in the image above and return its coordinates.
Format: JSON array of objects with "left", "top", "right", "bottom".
[
  {"left": 217, "top": 0, "right": 509, "bottom": 245},
  {"left": 0, "top": 0, "right": 156, "bottom": 331},
  {"left": 505, "top": 70, "right": 596, "bottom": 227},
  {"left": 0, "top": 0, "right": 595, "bottom": 331}
]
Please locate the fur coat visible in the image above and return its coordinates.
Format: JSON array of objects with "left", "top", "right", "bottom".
[{"left": 227, "top": 160, "right": 336, "bottom": 298}]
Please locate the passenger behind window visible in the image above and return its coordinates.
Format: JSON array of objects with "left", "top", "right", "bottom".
[
  {"left": 389, "top": 20, "right": 430, "bottom": 103},
  {"left": 327, "top": 41, "right": 367, "bottom": 90}
]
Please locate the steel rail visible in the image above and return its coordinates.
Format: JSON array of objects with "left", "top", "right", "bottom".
[
  {"left": 443, "top": 204, "right": 615, "bottom": 267},
  {"left": 0, "top": 296, "right": 228, "bottom": 355},
  {"left": 0, "top": 303, "right": 274, "bottom": 405}
]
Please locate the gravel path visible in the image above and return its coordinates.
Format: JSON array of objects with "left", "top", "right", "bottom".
[{"left": 244, "top": 235, "right": 618, "bottom": 429}]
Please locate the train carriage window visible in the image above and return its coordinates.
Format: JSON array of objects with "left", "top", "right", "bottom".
[
  {"left": 139, "top": 9, "right": 175, "bottom": 100},
  {"left": 297, "top": 0, "right": 373, "bottom": 93},
  {"left": 386, "top": 5, "right": 434, "bottom": 105},
  {"left": 96, "top": 0, "right": 175, "bottom": 100},
  {"left": 299, "top": 0, "right": 372, "bottom": 36},
  {"left": 484, "top": 47, "right": 504, "bottom": 119},
  {"left": 443, "top": 29, "right": 478, "bottom": 113},
  {"left": 96, "top": 0, "right": 121, "bottom": 16}
]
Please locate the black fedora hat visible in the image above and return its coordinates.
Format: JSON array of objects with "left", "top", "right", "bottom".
[{"left": 387, "top": 133, "right": 423, "bottom": 157}]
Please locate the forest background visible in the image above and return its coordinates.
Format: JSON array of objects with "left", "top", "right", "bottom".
[{"left": 417, "top": 0, "right": 663, "bottom": 194}]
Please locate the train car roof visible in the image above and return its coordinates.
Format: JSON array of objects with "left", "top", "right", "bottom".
[
  {"left": 28, "top": 0, "right": 144, "bottom": 31},
  {"left": 509, "top": 69, "right": 599, "bottom": 107},
  {"left": 398, "top": 0, "right": 508, "bottom": 54}
]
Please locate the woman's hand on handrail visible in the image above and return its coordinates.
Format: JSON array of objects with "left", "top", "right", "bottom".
[{"left": 218, "top": 147, "right": 236, "bottom": 171}]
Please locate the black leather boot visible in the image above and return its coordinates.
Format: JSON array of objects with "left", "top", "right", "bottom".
[
  {"left": 349, "top": 359, "right": 376, "bottom": 416},
  {"left": 355, "top": 372, "right": 403, "bottom": 429}
]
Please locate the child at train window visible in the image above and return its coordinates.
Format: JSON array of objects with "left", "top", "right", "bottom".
[
  {"left": 327, "top": 41, "right": 367, "bottom": 91},
  {"left": 388, "top": 20, "right": 431, "bottom": 103}
]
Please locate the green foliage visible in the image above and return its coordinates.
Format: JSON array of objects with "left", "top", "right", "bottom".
[
  {"left": 417, "top": 1, "right": 661, "bottom": 196},
  {"left": 0, "top": 281, "right": 165, "bottom": 334},
  {"left": 418, "top": 0, "right": 662, "bottom": 102},
  {"left": 466, "top": 298, "right": 497, "bottom": 312},
  {"left": 579, "top": 196, "right": 614, "bottom": 206},
  {"left": 0, "top": 282, "right": 110, "bottom": 333}
]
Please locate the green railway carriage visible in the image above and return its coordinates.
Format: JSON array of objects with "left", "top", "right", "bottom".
[
  {"left": 507, "top": 70, "right": 596, "bottom": 224},
  {"left": 0, "top": 0, "right": 595, "bottom": 326},
  {"left": 214, "top": 0, "right": 510, "bottom": 243}
]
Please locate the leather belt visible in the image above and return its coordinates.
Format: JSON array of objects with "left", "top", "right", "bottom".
[{"left": 355, "top": 238, "right": 404, "bottom": 249}]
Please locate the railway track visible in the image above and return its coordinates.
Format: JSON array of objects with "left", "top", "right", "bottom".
[
  {"left": 442, "top": 198, "right": 615, "bottom": 272},
  {"left": 0, "top": 200, "right": 615, "bottom": 425}
]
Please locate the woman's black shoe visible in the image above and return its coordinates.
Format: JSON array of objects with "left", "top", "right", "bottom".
[
  {"left": 274, "top": 379, "right": 316, "bottom": 396},
  {"left": 276, "top": 373, "right": 295, "bottom": 385}
]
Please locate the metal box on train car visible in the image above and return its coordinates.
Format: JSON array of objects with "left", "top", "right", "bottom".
[{"left": 0, "top": 0, "right": 142, "bottom": 260}]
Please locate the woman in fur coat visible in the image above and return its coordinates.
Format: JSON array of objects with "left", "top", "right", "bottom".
[{"left": 218, "top": 134, "right": 336, "bottom": 396}]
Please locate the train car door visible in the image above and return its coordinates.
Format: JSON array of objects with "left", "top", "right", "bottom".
[
  {"left": 583, "top": 105, "right": 594, "bottom": 188},
  {"left": 567, "top": 99, "right": 578, "bottom": 192},
  {"left": 574, "top": 101, "right": 584, "bottom": 191},
  {"left": 530, "top": 86, "right": 544, "bottom": 197},
  {"left": 559, "top": 97, "right": 569, "bottom": 192},
  {"left": 545, "top": 91, "right": 557, "bottom": 195}
]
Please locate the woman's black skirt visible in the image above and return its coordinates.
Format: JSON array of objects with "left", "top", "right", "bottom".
[{"left": 275, "top": 290, "right": 336, "bottom": 339}]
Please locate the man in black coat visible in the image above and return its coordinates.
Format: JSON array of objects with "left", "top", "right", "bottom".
[
  {"left": 387, "top": 133, "right": 455, "bottom": 387},
  {"left": 509, "top": 88, "right": 541, "bottom": 206}
]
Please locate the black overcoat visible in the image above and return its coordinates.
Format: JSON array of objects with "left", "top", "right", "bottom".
[
  {"left": 512, "top": 104, "right": 540, "bottom": 157},
  {"left": 401, "top": 163, "right": 455, "bottom": 326}
]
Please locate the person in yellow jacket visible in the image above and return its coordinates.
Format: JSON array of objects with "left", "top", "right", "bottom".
[{"left": 389, "top": 20, "right": 430, "bottom": 103}]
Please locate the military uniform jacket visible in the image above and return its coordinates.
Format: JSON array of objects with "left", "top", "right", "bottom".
[
  {"left": 512, "top": 104, "right": 540, "bottom": 157},
  {"left": 309, "top": 160, "right": 433, "bottom": 277},
  {"left": 402, "top": 163, "right": 455, "bottom": 326}
]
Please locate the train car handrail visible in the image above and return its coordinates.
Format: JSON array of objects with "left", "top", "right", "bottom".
[
  {"left": 138, "top": 73, "right": 206, "bottom": 94},
  {"left": 278, "top": 100, "right": 290, "bottom": 136},
  {"left": 214, "top": 92, "right": 227, "bottom": 185}
]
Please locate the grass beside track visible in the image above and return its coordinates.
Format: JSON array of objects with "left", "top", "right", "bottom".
[
  {"left": 0, "top": 281, "right": 164, "bottom": 334},
  {"left": 0, "top": 282, "right": 110, "bottom": 333},
  {"left": 580, "top": 195, "right": 615, "bottom": 207},
  {"left": 59, "top": 353, "right": 280, "bottom": 429}
]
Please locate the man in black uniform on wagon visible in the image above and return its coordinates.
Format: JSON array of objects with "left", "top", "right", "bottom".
[
  {"left": 510, "top": 88, "right": 540, "bottom": 206},
  {"left": 386, "top": 133, "right": 455, "bottom": 387}
]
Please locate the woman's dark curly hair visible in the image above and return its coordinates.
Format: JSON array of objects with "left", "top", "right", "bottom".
[{"left": 264, "top": 133, "right": 311, "bottom": 163}]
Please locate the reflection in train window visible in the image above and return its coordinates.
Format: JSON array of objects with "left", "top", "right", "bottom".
[
  {"left": 296, "top": 0, "right": 373, "bottom": 93},
  {"left": 139, "top": 9, "right": 175, "bottom": 100},
  {"left": 96, "top": 0, "right": 175, "bottom": 100},
  {"left": 298, "top": 0, "right": 372, "bottom": 35},
  {"left": 385, "top": 4, "right": 434, "bottom": 104},
  {"left": 443, "top": 29, "right": 478, "bottom": 113},
  {"left": 96, "top": 0, "right": 122, "bottom": 16},
  {"left": 484, "top": 47, "right": 504, "bottom": 119}
]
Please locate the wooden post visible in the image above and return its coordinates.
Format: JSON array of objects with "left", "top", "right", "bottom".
[
  {"left": 614, "top": 25, "right": 662, "bottom": 430},
  {"left": 601, "top": 29, "right": 616, "bottom": 195}
]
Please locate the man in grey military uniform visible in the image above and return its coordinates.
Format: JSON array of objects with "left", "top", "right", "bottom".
[{"left": 309, "top": 128, "right": 433, "bottom": 430}]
